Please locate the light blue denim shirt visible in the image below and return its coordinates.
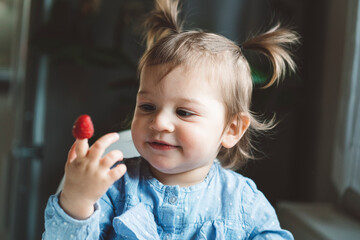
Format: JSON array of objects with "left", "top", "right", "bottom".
[{"left": 43, "top": 157, "right": 293, "bottom": 239}]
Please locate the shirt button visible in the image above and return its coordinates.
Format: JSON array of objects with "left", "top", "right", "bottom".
[{"left": 168, "top": 196, "right": 177, "bottom": 204}]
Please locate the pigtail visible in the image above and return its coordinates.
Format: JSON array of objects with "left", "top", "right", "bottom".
[
  {"left": 242, "top": 24, "right": 300, "bottom": 88},
  {"left": 143, "top": 0, "right": 183, "bottom": 50}
]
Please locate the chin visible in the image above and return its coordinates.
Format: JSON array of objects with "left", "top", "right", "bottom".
[
  {"left": 145, "top": 159, "right": 183, "bottom": 175},
  {"left": 149, "top": 162, "right": 178, "bottom": 174}
]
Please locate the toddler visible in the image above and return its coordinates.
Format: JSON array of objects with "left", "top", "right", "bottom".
[{"left": 43, "top": 0, "right": 299, "bottom": 239}]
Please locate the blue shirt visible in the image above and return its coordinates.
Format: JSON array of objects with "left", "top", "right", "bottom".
[{"left": 43, "top": 157, "right": 293, "bottom": 239}]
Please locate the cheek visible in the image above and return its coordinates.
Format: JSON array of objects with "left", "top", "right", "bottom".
[
  {"left": 131, "top": 110, "right": 146, "bottom": 130},
  {"left": 179, "top": 122, "right": 223, "bottom": 151},
  {"left": 131, "top": 117, "right": 145, "bottom": 144}
]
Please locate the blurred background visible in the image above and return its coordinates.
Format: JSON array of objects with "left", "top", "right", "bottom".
[{"left": 0, "top": 0, "right": 359, "bottom": 239}]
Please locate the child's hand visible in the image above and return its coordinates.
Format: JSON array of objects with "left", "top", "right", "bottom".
[{"left": 59, "top": 132, "right": 127, "bottom": 220}]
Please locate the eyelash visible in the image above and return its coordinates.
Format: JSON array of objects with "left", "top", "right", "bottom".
[
  {"left": 176, "top": 109, "right": 195, "bottom": 117},
  {"left": 138, "top": 104, "right": 195, "bottom": 118},
  {"left": 138, "top": 104, "right": 156, "bottom": 112}
]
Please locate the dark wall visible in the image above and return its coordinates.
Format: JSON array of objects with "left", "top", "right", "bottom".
[
  {"left": 24, "top": 1, "right": 147, "bottom": 239},
  {"left": 243, "top": 0, "right": 329, "bottom": 203}
]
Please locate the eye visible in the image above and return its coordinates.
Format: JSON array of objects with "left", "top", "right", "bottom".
[
  {"left": 139, "top": 104, "right": 156, "bottom": 112},
  {"left": 176, "top": 109, "right": 195, "bottom": 117}
]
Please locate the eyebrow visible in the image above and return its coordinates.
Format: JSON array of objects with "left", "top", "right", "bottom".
[
  {"left": 137, "top": 90, "right": 148, "bottom": 96},
  {"left": 137, "top": 90, "right": 206, "bottom": 107}
]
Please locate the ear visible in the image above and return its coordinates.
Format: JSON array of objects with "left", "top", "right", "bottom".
[{"left": 221, "top": 113, "right": 250, "bottom": 149}]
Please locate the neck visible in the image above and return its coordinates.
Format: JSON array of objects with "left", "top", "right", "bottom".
[{"left": 148, "top": 162, "right": 214, "bottom": 187}]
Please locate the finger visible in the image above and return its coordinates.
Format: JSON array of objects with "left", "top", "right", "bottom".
[
  {"left": 67, "top": 141, "right": 77, "bottom": 164},
  {"left": 108, "top": 163, "right": 127, "bottom": 182},
  {"left": 100, "top": 150, "right": 123, "bottom": 169},
  {"left": 87, "top": 132, "right": 119, "bottom": 161},
  {"left": 75, "top": 138, "right": 89, "bottom": 157}
]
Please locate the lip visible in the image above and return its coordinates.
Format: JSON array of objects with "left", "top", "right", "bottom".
[{"left": 147, "top": 140, "right": 179, "bottom": 151}]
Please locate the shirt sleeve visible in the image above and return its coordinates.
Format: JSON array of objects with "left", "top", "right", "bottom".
[
  {"left": 42, "top": 193, "right": 101, "bottom": 240},
  {"left": 241, "top": 179, "right": 294, "bottom": 240}
]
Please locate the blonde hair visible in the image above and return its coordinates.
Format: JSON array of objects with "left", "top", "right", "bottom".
[{"left": 138, "top": 0, "right": 300, "bottom": 170}]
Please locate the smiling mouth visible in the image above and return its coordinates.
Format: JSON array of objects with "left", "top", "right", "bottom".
[{"left": 148, "top": 141, "right": 179, "bottom": 150}]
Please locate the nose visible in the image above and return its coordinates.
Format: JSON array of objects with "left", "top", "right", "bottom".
[{"left": 149, "top": 110, "right": 175, "bottom": 133}]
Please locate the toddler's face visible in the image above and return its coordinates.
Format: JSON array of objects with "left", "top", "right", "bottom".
[{"left": 131, "top": 64, "right": 228, "bottom": 184}]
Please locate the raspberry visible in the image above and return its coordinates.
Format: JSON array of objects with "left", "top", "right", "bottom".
[{"left": 72, "top": 114, "right": 94, "bottom": 139}]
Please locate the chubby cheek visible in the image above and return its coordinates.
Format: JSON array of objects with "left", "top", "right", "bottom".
[
  {"left": 179, "top": 125, "right": 219, "bottom": 159},
  {"left": 131, "top": 117, "right": 146, "bottom": 149}
]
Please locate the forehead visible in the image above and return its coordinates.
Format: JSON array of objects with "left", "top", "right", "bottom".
[
  {"left": 140, "top": 60, "right": 219, "bottom": 85},
  {"left": 139, "top": 64, "right": 223, "bottom": 101}
]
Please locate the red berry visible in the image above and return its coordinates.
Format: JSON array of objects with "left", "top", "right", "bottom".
[{"left": 72, "top": 114, "right": 94, "bottom": 139}]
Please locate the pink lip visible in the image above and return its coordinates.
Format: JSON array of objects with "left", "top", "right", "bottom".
[{"left": 147, "top": 140, "right": 178, "bottom": 150}]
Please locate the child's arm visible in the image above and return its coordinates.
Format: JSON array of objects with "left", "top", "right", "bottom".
[{"left": 43, "top": 133, "right": 127, "bottom": 239}]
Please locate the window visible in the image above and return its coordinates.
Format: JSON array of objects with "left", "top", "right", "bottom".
[{"left": 332, "top": 0, "right": 360, "bottom": 219}]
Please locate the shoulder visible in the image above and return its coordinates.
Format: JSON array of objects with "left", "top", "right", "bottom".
[
  {"left": 214, "top": 163, "right": 271, "bottom": 214},
  {"left": 214, "top": 162, "right": 259, "bottom": 195},
  {"left": 210, "top": 165, "right": 293, "bottom": 239},
  {"left": 211, "top": 163, "right": 265, "bottom": 212},
  {"left": 216, "top": 165, "right": 270, "bottom": 208}
]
